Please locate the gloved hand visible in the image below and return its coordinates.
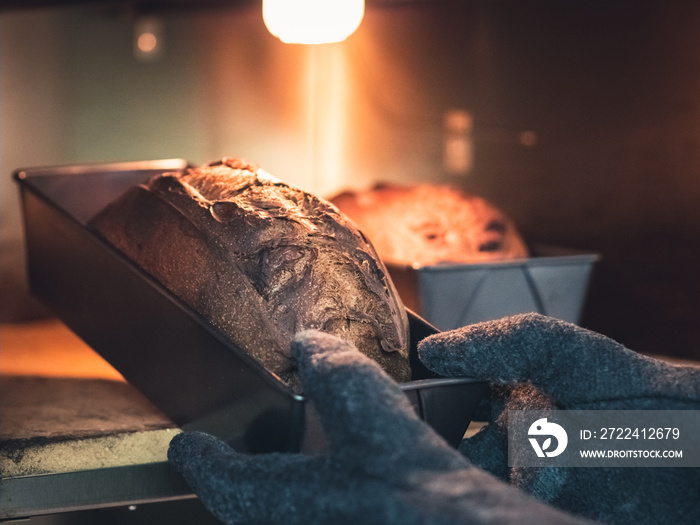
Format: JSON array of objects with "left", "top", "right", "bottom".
[
  {"left": 169, "top": 329, "right": 589, "bottom": 525},
  {"left": 418, "top": 312, "right": 700, "bottom": 525}
]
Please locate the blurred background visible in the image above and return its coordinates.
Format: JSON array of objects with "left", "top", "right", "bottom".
[{"left": 2, "top": 0, "right": 700, "bottom": 360}]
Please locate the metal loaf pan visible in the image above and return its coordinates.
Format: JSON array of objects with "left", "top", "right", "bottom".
[
  {"left": 14, "top": 160, "right": 487, "bottom": 454},
  {"left": 387, "top": 246, "right": 599, "bottom": 331}
]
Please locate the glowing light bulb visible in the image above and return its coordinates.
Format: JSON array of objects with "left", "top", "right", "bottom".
[
  {"left": 137, "top": 32, "right": 158, "bottom": 54},
  {"left": 263, "top": 0, "right": 365, "bottom": 45},
  {"left": 133, "top": 17, "right": 164, "bottom": 62}
]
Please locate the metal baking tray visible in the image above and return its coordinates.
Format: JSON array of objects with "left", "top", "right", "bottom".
[{"left": 14, "top": 160, "right": 487, "bottom": 453}]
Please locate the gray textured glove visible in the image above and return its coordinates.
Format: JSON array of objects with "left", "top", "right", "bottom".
[
  {"left": 418, "top": 312, "right": 700, "bottom": 525},
  {"left": 169, "top": 329, "right": 589, "bottom": 525}
]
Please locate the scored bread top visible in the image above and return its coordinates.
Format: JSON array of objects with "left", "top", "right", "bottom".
[{"left": 331, "top": 183, "right": 528, "bottom": 266}]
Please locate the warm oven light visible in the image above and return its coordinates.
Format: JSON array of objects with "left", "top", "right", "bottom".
[
  {"left": 263, "top": 0, "right": 365, "bottom": 44},
  {"left": 133, "top": 17, "right": 164, "bottom": 61}
]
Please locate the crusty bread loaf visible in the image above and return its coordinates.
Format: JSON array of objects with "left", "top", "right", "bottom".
[
  {"left": 330, "top": 183, "right": 528, "bottom": 266},
  {"left": 90, "top": 158, "right": 411, "bottom": 392}
]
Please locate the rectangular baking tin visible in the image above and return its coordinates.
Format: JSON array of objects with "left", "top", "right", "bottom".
[
  {"left": 15, "top": 160, "right": 487, "bottom": 454},
  {"left": 387, "top": 246, "right": 599, "bottom": 331}
]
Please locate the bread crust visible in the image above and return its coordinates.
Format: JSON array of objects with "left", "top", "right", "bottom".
[
  {"left": 331, "top": 183, "right": 528, "bottom": 266},
  {"left": 90, "top": 159, "right": 411, "bottom": 392}
]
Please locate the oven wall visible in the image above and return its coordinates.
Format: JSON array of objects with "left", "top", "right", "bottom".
[{"left": 2, "top": 0, "right": 699, "bottom": 360}]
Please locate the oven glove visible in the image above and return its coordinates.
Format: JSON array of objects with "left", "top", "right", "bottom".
[
  {"left": 168, "top": 329, "right": 589, "bottom": 525},
  {"left": 418, "top": 312, "right": 700, "bottom": 525}
]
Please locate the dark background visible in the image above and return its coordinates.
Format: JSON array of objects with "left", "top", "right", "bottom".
[{"left": 439, "top": 0, "right": 700, "bottom": 360}]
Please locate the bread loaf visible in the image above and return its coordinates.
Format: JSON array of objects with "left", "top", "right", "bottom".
[
  {"left": 330, "top": 183, "right": 528, "bottom": 266},
  {"left": 90, "top": 158, "right": 411, "bottom": 392}
]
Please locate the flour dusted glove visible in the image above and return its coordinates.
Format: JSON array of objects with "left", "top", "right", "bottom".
[
  {"left": 418, "top": 313, "right": 700, "bottom": 525},
  {"left": 169, "top": 330, "right": 589, "bottom": 525}
]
